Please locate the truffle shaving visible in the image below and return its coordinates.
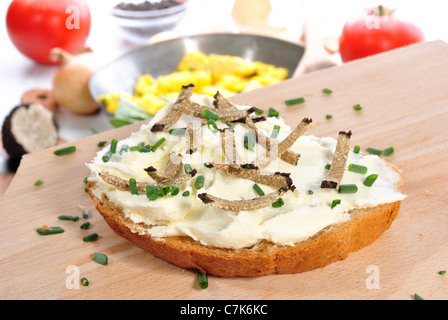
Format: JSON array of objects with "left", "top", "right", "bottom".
[
  {"left": 144, "top": 152, "right": 182, "bottom": 182},
  {"left": 197, "top": 187, "right": 288, "bottom": 212},
  {"left": 186, "top": 119, "right": 202, "bottom": 154},
  {"left": 321, "top": 131, "right": 352, "bottom": 189}
]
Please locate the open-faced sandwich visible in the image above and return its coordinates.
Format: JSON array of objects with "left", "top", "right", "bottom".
[{"left": 86, "top": 84, "right": 405, "bottom": 277}]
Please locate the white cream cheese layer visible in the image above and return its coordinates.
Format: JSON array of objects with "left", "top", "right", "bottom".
[{"left": 87, "top": 95, "right": 406, "bottom": 249}]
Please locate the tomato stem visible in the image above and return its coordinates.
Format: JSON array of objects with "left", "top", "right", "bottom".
[{"left": 375, "top": 5, "right": 394, "bottom": 16}]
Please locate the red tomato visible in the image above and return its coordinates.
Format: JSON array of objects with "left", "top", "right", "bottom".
[
  {"left": 339, "top": 6, "right": 425, "bottom": 63},
  {"left": 6, "top": 0, "right": 91, "bottom": 65}
]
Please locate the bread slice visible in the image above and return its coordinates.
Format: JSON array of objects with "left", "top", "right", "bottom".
[{"left": 88, "top": 181, "right": 402, "bottom": 277}]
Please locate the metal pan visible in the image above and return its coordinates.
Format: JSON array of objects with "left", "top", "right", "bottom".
[{"left": 89, "top": 33, "right": 304, "bottom": 106}]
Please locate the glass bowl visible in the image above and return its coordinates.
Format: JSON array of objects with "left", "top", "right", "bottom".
[{"left": 111, "top": 0, "right": 189, "bottom": 44}]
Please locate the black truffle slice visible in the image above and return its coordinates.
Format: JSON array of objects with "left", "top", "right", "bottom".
[{"left": 1, "top": 103, "right": 59, "bottom": 159}]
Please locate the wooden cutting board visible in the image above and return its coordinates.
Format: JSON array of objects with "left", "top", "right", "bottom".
[{"left": 1, "top": 40, "right": 448, "bottom": 300}]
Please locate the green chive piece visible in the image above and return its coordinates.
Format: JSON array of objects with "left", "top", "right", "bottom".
[
  {"left": 322, "top": 88, "right": 333, "bottom": 94},
  {"left": 285, "top": 97, "right": 305, "bottom": 105},
  {"left": 308, "top": 189, "right": 314, "bottom": 195},
  {"left": 54, "top": 146, "right": 76, "bottom": 156},
  {"left": 83, "top": 233, "right": 99, "bottom": 242},
  {"left": 84, "top": 177, "right": 88, "bottom": 184},
  {"left": 270, "top": 125, "right": 281, "bottom": 139},
  {"left": 197, "top": 272, "right": 208, "bottom": 289},
  {"left": 89, "top": 126, "right": 99, "bottom": 134},
  {"left": 129, "top": 178, "right": 138, "bottom": 195},
  {"left": 129, "top": 145, "right": 142, "bottom": 152},
  {"left": 97, "top": 140, "right": 107, "bottom": 147},
  {"left": 244, "top": 132, "right": 256, "bottom": 151},
  {"left": 182, "top": 190, "right": 190, "bottom": 197},
  {"left": 253, "top": 184, "right": 265, "bottom": 196},
  {"left": 331, "top": 199, "right": 341, "bottom": 209},
  {"left": 201, "top": 109, "right": 219, "bottom": 120},
  {"left": 169, "top": 128, "right": 187, "bottom": 136},
  {"left": 110, "top": 139, "right": 118, "bottom": 153},
  {"left": 151, "top": 137, "right": 166, "bottom": 152},
  {"left": 268, "top": 107, "right": 279, "bottom": 118},
  {"left": 363, "top": 174, "right": 378, "bottom": 187},
  {"left": 326, "top": 114, "right": 332, "bottom": 119},
  {"left": 338, "top": 184, "right": 358, "bottom": 194},
  {"left": 438, "top": 270, "right": 446, "bottom": 275},
  {"left": 413, "top": 293, "right": 424, "bottom": 300},
  {"left": 36, "top": 226, "right": 64, "bottom": 235},
  {"left": 353, "top": 104, "right": 363, "bottom": 111},
  {"left": 207, "top": 119, "right": 219, "bottom": 133},
  {"left": 384, "top": 146, "right": 395, "bottom": 156},
  {"left": 169, "top": 185, "right": 180, "bottom": 196},
  {"left": 58, "top": 215, "right": 79, "bottom": 222},
  {"left": 325, "top": 164, "right": 331, "bottom": 170},
  {"left": 255, "top": 108, "right": 264, "bottom": 115},
  {"left": 34, "top": 179, "right": 44, "bottom": 186},
  {"left": 184, "top": 164, "right": 193, "bottom": 174},
  {"left": 93, "top": 252, "right": 108, "bottom": 265},
  {"left": 353, "top": 145, "right": 360, "bottom": 154},
  {"left": 272, "top": 198, "right": 284, "bottom": 208},
  {"left": 102, "top": 150, "right": 113, "bottom": 162},
  {"left": 82, "top": 209, "right": 89, "bottom": 219},
  {"left": 146, "top": 185, "right": 160, "bottom": 201},
  {"left": 366, "top": 147, "right": 383, "bottom": 155},
  {"left": 348, "top": 163, "right": 368, "bottom": 174},
  {"left": 80, "top": 222, "right": 90, "bottom": 230},
  {"left": 119, "top": 144, "right": 129, "bottom": 154},
  {"left": 80, "top": 277, "right": 89, "bottom": 286},
  {"left": 195, "top": 175, "right": 205, "bottom": 189}
]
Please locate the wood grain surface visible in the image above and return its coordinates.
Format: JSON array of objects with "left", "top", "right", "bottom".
[{"left": 1, "top": 41, "right": 447, "bottom": 300}]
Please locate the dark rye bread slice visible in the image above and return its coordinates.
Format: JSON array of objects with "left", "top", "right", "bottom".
[{"left": 87, "top": 180, "right": 402, "bottom": 277}]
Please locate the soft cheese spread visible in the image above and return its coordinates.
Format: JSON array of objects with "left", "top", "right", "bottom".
[{"left": 87, "top": 94, "right": 406, "bottom": 250}]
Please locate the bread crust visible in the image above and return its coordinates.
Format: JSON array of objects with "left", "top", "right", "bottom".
[{"left": 87, "top": 181, "right": 402, "bottom": 277}]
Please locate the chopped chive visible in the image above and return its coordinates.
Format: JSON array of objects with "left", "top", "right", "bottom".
[
  {"left": 201, "top": 109, "right": 219, "bottom": 121},
  {"left": 197, "top": 272, "right": 208, "bottom": 289},
  {"left": 348, "top": 163, "right": 368, "bottom": 174},
  {"left": 253, "top": 184, "right": 265, "bottom": 196},
  {"left": 34, "top": 179, "right": 44, "bottom": 186},
  {"left": 82, "top": 209, "right": 89, "bottom": 219},
  {"left": 207, "top": 119, "right": 219, "bottom": 133},
  {"left": 146, "top": 185, "right": 160, "bottom": 201},
  {"left": 353, "top": 145, "right": 360, "bottom": 154},
  {"left": 353, "top": 104, "right": 363, "bottom": 111},
  {"left": 182, "top": 190, "right": 190, "bottom": 197},
  {"left": 168, "top": 128, "right": 187, "bottom": 136},
  {"left": 129, "top": 145, "right": 142, "bottom": 152},
  {"left": 129, "top": 178, "right": 138, "bottom": 195},
  {"left": 272, "top": 198, "right": 284, "bottom": 208},
  {"left": 58, "top": 215, "right": 79, "bottom": 222},
  {"left": 384, "top": 146, "right": 395, "bottom": 156},
  {"left": 338, "top": 184, "right": 358, "bottom": 194},
  {"left": 366, "top": 147, "right": 383, "bottom": 155},
  {"left": 84, "top": 177, "right": 88, "bottom": 184},
  {"left": 195, "top": 175, "right": 205, "bottom": 189},
  {"left": 184, "top": 164, "right": 193, "bottom": 174},
  {"left": 325, "top": 164, "right": 331, "bottom": 170},
  {"left": 322, "top": 88, "right": 333, "bottom": 94},
  {"left": 36, "top": 226, "right": 64, "bottom": 235},
  {"left": 244, "top": 132, "right": 256, "bottom": 151},
  {"left": 83, "top": 233, "right": 99, "bottom": 242},
  {"left": 363, "top": 174, "right": 378, "bottom": 187},
  {"left": 331, "top": 199, "right": 341, "bottom": 209},
  {"left": 413, "top": 293, "right": 424, "bottom": 300},
  {"left": 89, "top": 126, "right": 99, "bottom": 134},
  {"left": 438, "top": 270, "right": 446, "bottom": 275},
  {"left": 97, "top": 140, "right": 107, "bottom": 147},
  {"left": 80, "top": 222, "right": 90, "bottom": 230},
  {"left": 169, "top": 185, "right": 180, "bottom": 196},
  {"left": 110, "top": 139, "right": 118, "bottom": 153},
  {"left": 93, "top": 252, "right": 108, "bottom": 265},
  {"left": 224, "top": 121, "right": 233, "bottom": 129},
  {"left": 270, "top": 125, "right": 281, "bottom": 139},
  {"left": 80, "top": 277, "right": 89, "bottom": 286},
  {"left": 285, "top": 97, "right": 305, "bottom": 105},
  {"left": 326, "top": 114, "right": 332, "bottom": 119},
  {"left": 151, "top": 137, "right": 166, "bottom": 152},
  {"left": 268, "top": 107, "right": 279, "bottom": 118},
  {"left": 102, "top": 150, "right": 113, "bottom": 162},
  {"left": 54, "top": 146, "right": 76, "bottom": 156},
  {"left": 255, "top": 108, "right": 264, "bottom": 115},
  {"left": 119, "top": 144, "right": 129, "bottom": 154},
  {"left": 308, "top": 189, "right": 314, "bottom": 195}
]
